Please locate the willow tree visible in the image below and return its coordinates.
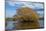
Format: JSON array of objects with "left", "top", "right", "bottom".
[{"left": 13, "top": 7, "right": 40, "bottom": 29}]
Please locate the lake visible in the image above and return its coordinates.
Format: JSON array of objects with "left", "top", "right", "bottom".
[{"left": 5, "top": 19, "right": 44, "bottom": 30}]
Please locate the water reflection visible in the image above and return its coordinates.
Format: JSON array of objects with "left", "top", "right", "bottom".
[
  {"left": 5, "top": 21, "right": 16, "bottom": 30},
  {"left": 5, "top": 20, "right": 44, "bottom": 30}
]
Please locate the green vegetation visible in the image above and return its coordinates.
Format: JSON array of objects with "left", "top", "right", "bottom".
[{"left": 5, "top": 18, "right": 13, "bottom": 21}]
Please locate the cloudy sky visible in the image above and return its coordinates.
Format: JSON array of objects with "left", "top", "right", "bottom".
[{"left": 5, "top": 0, "right": 44, "bottom": 18}]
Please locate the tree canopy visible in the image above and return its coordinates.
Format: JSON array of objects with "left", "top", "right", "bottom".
[{"left": 13, "top": 7, "right": 39, "bottom": 21}]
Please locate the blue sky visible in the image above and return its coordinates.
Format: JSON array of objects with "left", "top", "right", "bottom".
[{"left": 6, "top": 0, "right": 44, "bottom": 18}]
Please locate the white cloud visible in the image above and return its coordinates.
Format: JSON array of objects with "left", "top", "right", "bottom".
[
  {"left": 6, "top": 0, "right": 24, "bottom": 6},
  {"left": 33, "top": 3, "right": 43, "bottom": 9},
  {"left": 6, "top": 0, "right": 44, "bottom": 9},
  {"left": 21, "top": 2, "right": 43, "bottom": 9},
  {"left": 8, "top": 1, "right": 15, "bottom": 6}
]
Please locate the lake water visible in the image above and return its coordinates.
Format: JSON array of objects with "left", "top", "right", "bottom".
[
  {"left": 5, "top": 20, "right": 44, "bottom": 30},
  {"left": 39, "top": 20, "right": 44, "bottom": 28}
]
